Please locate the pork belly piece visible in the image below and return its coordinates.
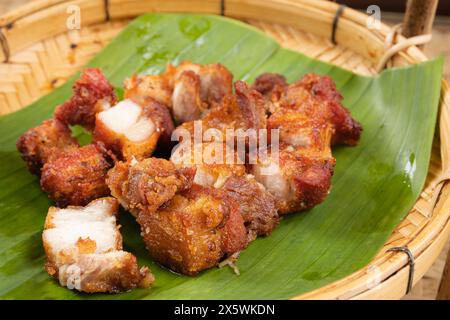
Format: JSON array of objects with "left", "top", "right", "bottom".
[
  {"left": 251, "top": 72, "right": 287, "bottom": 111},
  {"left": 166, "top": 61, "right": 233, "bottom": 124},
  {"left": 93, "top": 98, "right": 174, "bottom": 160},
  {"left": 251, "top": 140, "right": 335, "bottom": 215},
  {"left": 255, "top": 72, "right": 362, "bottom": 146},
  {"left": 55, "top": 68, "right": 117, "bottom": 131},
  {"left": 136, "top": 184, "right": 248, "bottom": 275},
  {"left": 107, "top": 158, "right": 195, "bottom": 217},
  {"left": 124, "top": 74, "right": 172, "bottom": 107},
  {"left": 175, "top": 80, "right": 267, "bottom": 141},
  {"left": 16, "top": 119, "right": 79, "bottom": 175},
  {"left": 42, "top": 197, "right": 153, "bottom": 293},
  {"left": 251, "top": 91, "right": 337, "bottom": 214},
  {"left": 170, "top": 141, "right": 246, "bottom": 188},
  {"left": 222, "top": 175, "right": 279, "bottom": 239},
  {"left": 107, "top": 159, "right": 248, "bottom": 275},
  {"left": 40, "top": 143, "right": 115, "bottom": 207},
  {"left": 171, "top": 70, "right": 205, "bottom": 124}
]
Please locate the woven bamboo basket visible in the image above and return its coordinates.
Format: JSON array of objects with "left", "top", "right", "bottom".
[{"left": 0, "top": 0, "right": 449, "bottom": 300}]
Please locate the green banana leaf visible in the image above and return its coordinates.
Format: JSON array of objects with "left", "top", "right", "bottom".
[{"left": 0, "top": 13, "right": 443, "bottom": 299}]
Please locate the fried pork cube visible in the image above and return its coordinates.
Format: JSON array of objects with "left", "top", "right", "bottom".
[
  {"left": 170, "top": 141, "right": 246, "bottom": 188},
  {"left": 222, "top": 175, "right": 279, "bottom": 239},
  {"left": 107, "top": 158, "right": 195, "bottom": 217},
  {"left": 107, "top": 159, "right": 248, "bottom": 275},
  {"left": 169, "top": 80, "right": 267, "bottom": 186},
  {"left": 251, "top": 72, "right": 287, "bottom": 110},
  {"left": 40, "top": 143, "right": 115, "bottom": 207},
  {"left": 93, "top": 98, "right": 174, "bottom": 160},
  {"left": 136, "top": 185, "right": 248, "bottom": 275},
  {"left": 107, "top": 158, "right": 277, "bottom": 275},
  {"left": 55, "top": 68, "right": 117, "bottom": 131},
  {"left": 251, "top": 143, "right": 335, "bottom": 214},
  {"left": 252, "top": 107, "right": 337, "bottom": 214},
  {"left": 166, "top": 61, "right": 233, "bottom": 123},
  {"left": 254, "top": 73, "right": 362, "bottom": 146},
  {"left": 249, "top": 73, "right": 361, "bottom": 214},
  {"left": 16, "top": 119, "right": 79, "bottom": 175},
  {"left": 124, "top": 74, "right": 172, "bottom": 107},
  {"left": 42, "top": 197, "right": 153, "bottom": 293},
  {"left": 175, "top": 80, "right": 267, "bottom": 141}
]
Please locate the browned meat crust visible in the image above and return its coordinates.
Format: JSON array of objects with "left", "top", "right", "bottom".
[
  {"left": 40, "top": 143, "right": 115, "bottom": 207},
  {"left": 124, "top": 74, "right": 172, "bottom": 107},
  {"left": 252, "top": 72, "right": 287, "bottom": 101},
  {"left": 107, "top": 158, "right": 195, "bottom": 216},
  {"left": 136, "top": 184, "right": 248, "bottom": 275},
  {"left": 16, "top": 119, "right": 79, "bottom": 175},
  {"left": 222, "top": 175, "right": 279, "bottom": 239},
  {"left": 55, "top": 68, "right": 117, "bottom": 131}
]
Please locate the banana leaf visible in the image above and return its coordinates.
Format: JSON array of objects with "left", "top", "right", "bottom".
[{"left": 0, "top": 13, "right": 443, "bottom": 299}]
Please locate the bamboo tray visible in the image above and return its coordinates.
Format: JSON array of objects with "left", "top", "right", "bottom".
[{"left": 0, "top": 0, "right": 449, "bottom": 300}]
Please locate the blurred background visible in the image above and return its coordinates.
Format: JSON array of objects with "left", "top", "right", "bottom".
[{"left": 1, "top": 0, "right": 449, "bottom": 300}]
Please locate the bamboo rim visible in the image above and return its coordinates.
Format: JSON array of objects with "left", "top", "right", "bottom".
[{"left": 0, "top": 0, "right": 448, "bottom": 300}]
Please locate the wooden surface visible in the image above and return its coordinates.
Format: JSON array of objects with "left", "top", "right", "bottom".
[
  {"left": 437, "top": 245, "right": 450, "bottom": 299},
  {"left": 0, "top": 0, "right": 449, "bottom": 300}
]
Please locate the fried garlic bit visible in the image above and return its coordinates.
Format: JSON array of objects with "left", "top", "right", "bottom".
[{"left": 42, "top": 197, "right": 153, "bottom": 293}]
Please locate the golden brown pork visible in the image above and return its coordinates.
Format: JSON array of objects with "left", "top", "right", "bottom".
[
  {"left": 55, "top": 68, "right": 117, "bottom": 131},
  {"left": 250, "top": 73, "right": 361, "bottom": 214},
  {"left": 16, "top": 119, "right": 79, "bottom": 175},
  {"left": 93, "top": 98, "right": 174, "bottom": 160},
  {"left": 43, "top": 197, "right": 153, "bottom": 293},
  {"left": 107, "top": 158, "right": 250, "bottom": 275},
  {"left": 40, "top": 143, "right": 115, "bottom": 207}
]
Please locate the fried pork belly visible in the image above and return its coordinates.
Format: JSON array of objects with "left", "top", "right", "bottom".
[
  {"left": 251, "top": 72, "right": 287, "bottom": 109},
  {"left": 254, "top": 72, "right": 362, "bottom": 146},
  {"left": 222, "top": 175, "right": 279, "bottom": 239},
  {"left": 249, "top": 73, "right": 361, "bottom": 214},
  {"left": 93, "top": 98, "right": 174, "bottom": 160},
  {"left": 55, "top": 68, "right": 117, "bottom": 131},
  {"left": 40, "top": 143, "right": 115, "bottom": 207},
  {"left": 166, "top": 61, "right": 233, "bottom": 124},
  {"left": 170, "top": 141, "right": 246, "bottom": 188},
  {"left": 171, "top": 70, "right": 205, "bottom": 124},
  {"left": 175, "top": 80, "right": 267, "bottom": 143},
  {"left": 107, "top": 158, "right": 278, "bottom": 275},
  {"left": 136, "top": 185, "right": 248, "bottom": 275},
  {"left": 252, "top": 142, "right": 335, "bottom": 214},
  {"left": 42, "top": 197, "right": 153, "bottom": 293},
  {"left": 124, "top": 74, "right": 172, "bottom": 107},
  {"left": 107, "top": 158, "right": 195, "bottom": 217},
  {"left": 16, "top": 119, "right": 79, "bottom": 175}
]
